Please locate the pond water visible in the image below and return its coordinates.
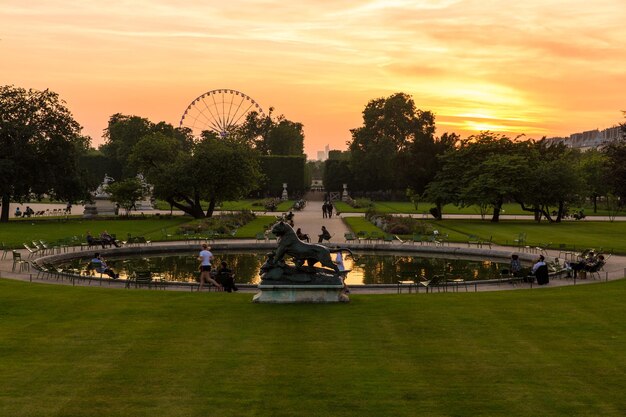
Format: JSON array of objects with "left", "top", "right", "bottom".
[{"left": 59, "top": 251, "right": 512, "bottom": 285}]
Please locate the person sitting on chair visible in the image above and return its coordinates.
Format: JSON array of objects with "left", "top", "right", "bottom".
[
  {"left": 90, "top": 253, "right": 119, "bottom": 279},
  {"left": 568, "top": 251, "right": 597, "bottom": 278},
  {"left": 14, "top": 207, "right": 22, "bottom": 217},
  {"left": 510, "top": 254, "right": 522, "bottom": 276},
  {"left": 100, "top": 230, "right": 120, "bottom": 247},
  {"left": 296, "top": 228, "right": 310, "bottom": 242},
  {"left": 217, "top": 261, "right": 238, "bottom": 293},
  {"left": 318, "top": 226, "right": 331, "bottom": 243},
  {"left": 86, "top": 231, "right": 105, "bottom": 249}
]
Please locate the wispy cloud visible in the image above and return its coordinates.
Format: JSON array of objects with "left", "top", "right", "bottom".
[{"left": 1, "top": 0, "right": 625, "bottom": 153}]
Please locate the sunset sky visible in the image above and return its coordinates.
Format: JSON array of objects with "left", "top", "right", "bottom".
[{"left": 2, "top": 0, "right": 625, "bottom": 157}]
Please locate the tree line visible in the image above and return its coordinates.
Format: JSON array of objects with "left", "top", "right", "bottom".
[
  {"left": 324, "top": 93, "right": 626, "bottom": 222},
  {"left": 0, "top": 85, "right": 305, "bottom": 222},
  {"left": 1, "top": 85, "right": 624, "bottom": 223}
]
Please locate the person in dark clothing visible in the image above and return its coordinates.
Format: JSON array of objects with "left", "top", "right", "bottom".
[
  {"left": 296, "top": 228, "right": 310, "bottom": 242},
  {"left": 100, "top": 230, "right": 120, "bottom": 247},
  {"left": 318, "top": 226, "right": 331, "bottom": 243},
  {"left": 217, "top": 261, "right": 238, "bottom": 293},
  {"left": 86, "top": 231, "right": 105, "bottom": 248}
]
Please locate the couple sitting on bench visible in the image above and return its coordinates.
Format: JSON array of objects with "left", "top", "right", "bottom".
[{"left": 87, "top": 230, "right": 120, "bottom": 248}]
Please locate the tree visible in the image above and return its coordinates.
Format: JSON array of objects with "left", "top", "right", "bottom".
[
  {"left": 130, "top": 132, "right": 262, "bottom": 218},
  {"left": 237, "top": 109, "right": 305, "bottom": 156},
  {"left": 106, "top": 178, "right": 147, "bottom": 216},
  {"left": 603, "top": 131, "right": 626, "bottom": 202},
  {"left": 578, "top": 149, "right": 609, "bottom": 213},
  {"left": 513, "top": 141, "right": 583, "bottom": 222},
  {"left": 348, "top": 92, "right": 438, "bottom": 192},
  {"left": 427, "top": 132, "right": 520, "bottom": 222},
  {"left": 100, "top": 114, "right": 193, "bottom": 178},
  {"left": 0, "top": 85, "right": 89, "bottom": 223}
]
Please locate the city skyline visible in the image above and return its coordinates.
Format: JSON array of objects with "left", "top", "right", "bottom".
[{"left": 2, "top": 0, "right": 625, "bottom": 157}]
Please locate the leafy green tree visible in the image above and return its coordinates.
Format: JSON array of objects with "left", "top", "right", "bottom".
[
  {"left": 578, "top": 149, "right": 609, "bottom": 213},
  {"left": 0, "top": 85, "right": 89, "bottom": 223},
  {"left": 349, "top": 93, "right": 437, "bottom": 192},
  {"left": 106, "top": 178, "right": 147, "bottom": 216},
  {"left": 238, "top": 108, "right": 304, "bottom": 155},
  {"left": 100, "top": 114, "right": 193, "bottom": 178},
  {"left": 513, "top": 141, "right": 583, "bottom": 222},
  {"left": 323, "top": 159, "right": 353, "bottom": 192},
  {"left": 402, "top": 132, "right": 458, "bottom": 196},
  {"left": 603, "top": 127, "right": 626, "bottom": 202},
  {"left": 427, "top": 132, "right": 520, "bottom": 221},
  {"left": 130, "top": 132, "right": 262, "bottom": 218}
]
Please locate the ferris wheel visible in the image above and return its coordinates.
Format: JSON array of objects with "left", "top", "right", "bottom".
[{"left": 179, "top": 89, "right": 265, "bottom": 138}]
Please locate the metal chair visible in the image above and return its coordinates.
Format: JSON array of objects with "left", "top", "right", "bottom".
[{"left": 12, "top": 251, "right": 30, "bottom": 272}]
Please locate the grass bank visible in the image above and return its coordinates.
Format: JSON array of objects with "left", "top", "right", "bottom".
[
  {"left": 343, "top": 217, "right": 626, "bottom": 254},
  {"left": 334, "top": 201, "right": 621, "bottom": 217},
  {"left": 1, "top": 279, "right": 625, "bottom": 416}
]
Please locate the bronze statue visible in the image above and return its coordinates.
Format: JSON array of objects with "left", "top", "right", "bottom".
[{"left": 260, "top": 221, "right": 352, "bottom": 284}]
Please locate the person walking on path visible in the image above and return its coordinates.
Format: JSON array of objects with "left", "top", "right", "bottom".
[
  {"left": 198, "top": 243, "right": 221, "bottom": 291},
  {"left": 322, "top": 201, "right": 328, "bottom": 218}
]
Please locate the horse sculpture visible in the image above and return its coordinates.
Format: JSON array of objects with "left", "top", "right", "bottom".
[{"left": 270, "top": 221, "right": 351, "bottom": 273}]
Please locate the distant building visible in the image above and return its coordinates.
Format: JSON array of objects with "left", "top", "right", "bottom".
[
  {"left": 545, "top": 125, "right": 623, "bottom": 150},
  {"left": 316, "top": 144, "right": 330, "bottom": 161}
]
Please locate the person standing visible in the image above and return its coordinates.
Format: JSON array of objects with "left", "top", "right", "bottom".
[
  {"left": 327, "top": 201, "right": 334, "bottom": 218},
  {"left": 335, "top": 251, "right": 350, "bottom": 294},
  {"left": 198, "top": 243, "right": 221, "bottom": 291},
  {"left": 322, "top": 201, "right": 328, "bottom": 218}
]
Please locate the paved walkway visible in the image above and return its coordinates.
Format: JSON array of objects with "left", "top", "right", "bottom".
[{"left": 2, "top": 200, "right": 625, "bottom": 294}]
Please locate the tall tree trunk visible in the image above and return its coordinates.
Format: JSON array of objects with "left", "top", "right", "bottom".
[
  {"left": 592, "top": 194, "right": 597, "bottom": 213},
  {"left": 165, "top": 195, "right": 205, "bottom": 218},
  {"left": 555, "top": 201, "right": 565, "bottom": 223},
  {"left": 491, "top": 197, "right": 503, "bottom": 223},
  {"left": 205, "top": 197, "right": 217, "bottom": 218}
]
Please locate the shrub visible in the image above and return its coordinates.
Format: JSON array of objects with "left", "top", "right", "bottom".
[{"left": 177, "top": 211, "right": 256, "bottom": 236}]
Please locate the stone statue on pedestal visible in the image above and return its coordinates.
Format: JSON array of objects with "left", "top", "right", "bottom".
[{"left": 259, "top": 221, "right": 351, "bottom": 286}]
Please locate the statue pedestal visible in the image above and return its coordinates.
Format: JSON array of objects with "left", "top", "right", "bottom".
[
  {"left": 253, "top": 284, "right": 348, "bottom": 303},
  {"left": 95, "top": 197, "right": 117, "bottom": 216}
]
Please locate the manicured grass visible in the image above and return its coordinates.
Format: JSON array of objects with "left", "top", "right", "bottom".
[
  {"left": 343, "top": 216, "right": 385, "bottom": 234},
  {"left": 233, "top": 215, "right": 279, "bottom": 238},
  {"left": 427, "top": 219, "right": 626, "bottom": 254},
  {"left": 219, "top": 200, "right": 295, "bottom": 212},
  {"left": 154, "top": 199, "right": 295, "bottom": 212},
  {"left": 0, "top": 218, "right": 190, "bottom": 249},
  {"left": 335, "top": 201, "right": 621, "bottom": 217},
  {"left": 1, "top": 278, "right": 625, "bottom": 416},
  {"left": 343, "top": 217, "right": 626, "bottom": 255}
]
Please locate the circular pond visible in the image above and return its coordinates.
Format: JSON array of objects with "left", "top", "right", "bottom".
[{"left": 56, "top": 250, "right": 512, "bottom": 285}]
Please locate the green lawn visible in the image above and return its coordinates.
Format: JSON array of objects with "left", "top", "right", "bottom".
[
  {"left": 154, "top": 199, "right": 295, "bottom": 212},
  {"left": 334, "top": 201, "right": 621, "bottom": 217},
  {"left": 0, "top": 214, "right": 285, "bottom": 248},
  {"left": 427, "top": 219, "right": 626, "bottom": 254},
  {"left": 1, "top": 278, "right": 625, "bottom": 416},
  {"left": 343, "top": 217, "right": 626, "bottom": 255},
  {"left": 0, "top": 218, "right": 190, "bottom": 249}
]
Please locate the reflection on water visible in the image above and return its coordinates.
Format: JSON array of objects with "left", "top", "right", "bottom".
[{"left": 59, "top": 251, "right": 508, "bottom": 285}]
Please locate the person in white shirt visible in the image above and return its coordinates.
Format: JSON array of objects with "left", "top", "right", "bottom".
[
  {"left": 198, "top": 243, "right": 221, "bottom": 291},
  {"left": 531, "top": 255, "right": 546, "bottom": 274}
]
